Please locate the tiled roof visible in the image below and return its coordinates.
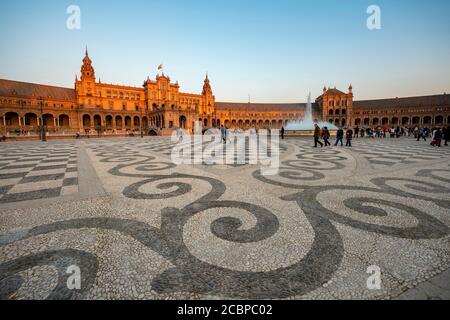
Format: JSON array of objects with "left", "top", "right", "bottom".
[
  {"left": 0, "top": 79, "right": 76, "bottom": 101},
  {"left": 316, "top": 88, "right": 348, "bottom": 100},
  {"left": 325, "top": 88, "right": 346, "bottom": 96},
  {"left": 216, "top": 102, "right": 310, "bottom": 112},
  {"left": 353, "top": 94, "right": 450, "bottom": 109}
]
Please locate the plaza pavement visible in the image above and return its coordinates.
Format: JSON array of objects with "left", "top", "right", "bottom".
[{"left": 0, "top": 136, "right": 449, "bottom": 300}]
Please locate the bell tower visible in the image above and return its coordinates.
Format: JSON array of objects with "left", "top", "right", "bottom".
[
  {"left": 202, "top": 73, "right": 212, "bottom": 96},
  {"left": 81, "top": 47, "right": 95, "bottom": 82},
  {"left": 202, "top": 73, "right": 215, "bottom": 112},
  {"left": 75, "top": 47, "right": 97, "bottom": 107}
]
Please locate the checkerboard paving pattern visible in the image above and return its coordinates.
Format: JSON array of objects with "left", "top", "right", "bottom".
[
  {"left": 0, "top": 144, "right": 78, "bottom": 203},
  {"left": 86, "top": 139, "right": 177, "bottom": 157}
]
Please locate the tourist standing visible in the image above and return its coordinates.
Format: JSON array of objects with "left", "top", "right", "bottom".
[
  {"left": 346, "top": 128, "right": 353, "bottom": 147},
  {"left": 281, "top": 126, "right": 285, "bottom": 140},
  {"left": 354, "top": 126, "right": 359, "bottom": 139},
  {"left": 313, "top": 124, "right": 323, "bottom": 148},
  {"left": 322, "top": 127, "right": 331, "bottom": 146},
  {"left": 335, "top": 127, "right": 344, "bottom": 146}
]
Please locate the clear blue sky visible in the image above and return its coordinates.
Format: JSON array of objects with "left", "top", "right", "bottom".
[{"left": 0, "top": 0, "right": 449, "bottom": 102}]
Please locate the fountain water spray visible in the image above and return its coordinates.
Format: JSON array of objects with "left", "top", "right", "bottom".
[{"left": 285, "top": 92, "right": 338, "bottom": 133}]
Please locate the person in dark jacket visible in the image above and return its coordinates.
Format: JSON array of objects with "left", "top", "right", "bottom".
[
  {"left": 313, "top": 124, "right": 323, "bottom": 147},
  {"left": 280, "top": 126, "right": 285, "bottom": 140},
  {"left": 220, "top": 125, "right": 226, "bottom": 144},
  {"left": 322, "top": 127, "right": 331, "bottom": 146},
  {"left": 335, "top": 127, "right": 344, "bottom": 146},
  {"left": 444, "top": 126, "right": 450, "bottom": 146},
  {"left": 346, "top": 128, "right": 354, "bottom": 147},
  {"left": 417, "top": 128, "right": 426, "bottom": 141},
  {"left": 431, "top": 128, "right": 442, "bottom": 147}
]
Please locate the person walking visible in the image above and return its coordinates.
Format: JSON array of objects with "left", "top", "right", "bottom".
[
  {"left": 220, "top": 125, "right": 226, "bottom": 144},
  {"left": 226, "top": 127, "right": 232, "bottom": 144},
  {"left": 431, "top": 128, "right": 442, "bottom": 147},
  {"left": 435, "top": 128, "right": 442, "bottom": 147},
  {"left": 335, "top": 127, "right": 344, "bottom": 146},
  {"left": 313, "top": 124, "right": 323, "bottom": 148},
  {"left": 281, "top": 126, "right": 285, "bottom": 140},
  {"left": 417, "top": 128, "right": 426, "bottom": 141},
  {"left": 354, "top": 126, "right": 359, "bottom": 139},
  {"left": 430, "top": 128, "right": 437, "bottom": 146},
  {"left": 176, "top": 128, "right": 184, "bottom": 142},
  {"left": 322, "top": 126, "right": 331, "bottom": 146},
  {"left": 346, "top": 127, "right": 354, "bottom": 147},
  {"left": 444, "top": 126, "right": 450, "bottom": 146}
]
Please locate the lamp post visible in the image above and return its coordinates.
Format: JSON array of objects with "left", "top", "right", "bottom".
[
  {"left": 140, "top": 105, "right": 144, "bottom": 138},
  {"left": 39, "top": 97, "right": 47, "bottom": 142}
]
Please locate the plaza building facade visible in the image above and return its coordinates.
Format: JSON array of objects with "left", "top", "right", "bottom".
[
  {"left": 1, "top": 50, "right": 450, "bottom": 137},
  {"left": 0, "top": 50, "right": 215, "bottom": 137}
]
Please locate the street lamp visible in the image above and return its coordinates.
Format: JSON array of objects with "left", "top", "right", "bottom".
[
  {"left": 140, "top": 105, "right": 144, "bottom": 138},
  {"left": 39, "top": 97, "right": 47, "bottom": 142}
]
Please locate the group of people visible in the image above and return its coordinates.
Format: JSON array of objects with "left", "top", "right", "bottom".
[
  {"left": 313, "top": 124, "right": 354, "bottom": 148},
  {"left": 175, "top": 124, "right": 450, "bottom": 148},
  {"left": 310, "top": 124, "right": 450, "bottom": 148},
  {"left": 352, "top": 126, "right": 406, "bottom": 138},
  {"left": 415, "top": 126, "right": 450, "bottom": 147},
  {"left": 428, "top": 127, "right": 449, "bottom": 147}
]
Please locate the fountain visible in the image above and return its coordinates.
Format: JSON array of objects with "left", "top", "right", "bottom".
[{"left": 284, "top": 92, "right": 338, "bottom": 136}]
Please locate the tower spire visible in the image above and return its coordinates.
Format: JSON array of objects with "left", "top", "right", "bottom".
[
  {"left": 80, "top": 47, "right": 95, "bottom": 81},
  {"left": 202, "top": 72, "right": 212, "bottom": 95}
]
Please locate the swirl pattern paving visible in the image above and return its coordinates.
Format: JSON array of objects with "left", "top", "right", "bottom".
[{"left": 1, "top": 137, "right": 450, "bottom": 299}]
